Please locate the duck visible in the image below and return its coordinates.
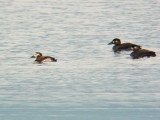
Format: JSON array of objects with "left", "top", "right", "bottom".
[
  {"left": 130, "top": 46, "right": 156, "bottom": 59},
  {"left": 31, "top": 52, "right": 57, "bottom": 63},
  {"left": 108, "top": 38, "right": 141, "bottom": 52}
]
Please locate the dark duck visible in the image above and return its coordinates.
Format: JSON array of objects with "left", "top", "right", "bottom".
[
  {"left": 108, "top": 38, "right": 141, "bottom": 52},
  {"left": 130, "top": 46, "right": 156, "bottom": 59},
  {"left": 31, "top": 52, "right": 57, "bottom": 63}
]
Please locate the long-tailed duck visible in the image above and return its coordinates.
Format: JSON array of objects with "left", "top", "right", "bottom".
[{"left": 31, "top": 52, "right": 57, "bottom": 63}]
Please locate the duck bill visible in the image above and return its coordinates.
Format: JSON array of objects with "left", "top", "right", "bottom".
[
  {"left": 30, "top": 55, "right": 35, "bottom": 58},
  {"left": 108, "top": 41, "right": 113, "bottom": 45}
]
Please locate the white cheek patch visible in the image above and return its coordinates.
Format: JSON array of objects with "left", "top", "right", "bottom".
[
  {"left": 115, "top": 40, "right": 118, "bottom": 43},
  {"left": 34, "top": 54, "right": 40, "bottom": 57},
  {"left": 33, "top": 54, "right": 36, "bottom": 56}
]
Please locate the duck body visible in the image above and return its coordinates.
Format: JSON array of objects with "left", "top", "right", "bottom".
[
  {"left": 35, "top": 56, "right": 57, "bottom": 63},
  {"left": 108, "top": 38, "right": 141, "bottom": 52},
  {"left": 31, "top": 52, "right": 57, "bottom": 63},
  {"left": 130, "top": 46, "right": 156, "bottom": 59}
]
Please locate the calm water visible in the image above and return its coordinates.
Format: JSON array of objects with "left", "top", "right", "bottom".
[{"left": 0, "top": 0, "right": 160, "bottom": 119}]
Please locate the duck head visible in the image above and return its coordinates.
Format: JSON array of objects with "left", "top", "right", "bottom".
[
  {"left": 31, "top": 52, "right": 42, "bottom": 58},
  {"left": 131, "top": 46, "right": 141, "bottom": 51},
  {"left": 108, "top": 38, "right": 121, "bottom": 45}
]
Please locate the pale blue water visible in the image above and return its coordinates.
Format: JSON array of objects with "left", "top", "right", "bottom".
[{"left": 0, "top": 0, "right": 160, "bottom": 120}]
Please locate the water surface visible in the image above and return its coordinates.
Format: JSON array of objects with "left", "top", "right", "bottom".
[{"left": 0, "top": 0, "right": 160, "bottom": 119}]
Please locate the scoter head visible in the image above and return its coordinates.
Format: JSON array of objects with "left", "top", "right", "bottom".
[
  {"left": 131, "top": 46, "right": 141, "bottom": 51},
  {"left": 31, "top": 52, "right": 42, "bottom": 58},
  {"left": 108, "top": 38, "right": 121, "bottom": 45}
]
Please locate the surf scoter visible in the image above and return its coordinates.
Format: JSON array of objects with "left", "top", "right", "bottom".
[
  {"left": 130, "top": 46, "right": 156, "bottom": 59},
  {"left": 108, "top": 38, "right": 141, "bottom": 52}
]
